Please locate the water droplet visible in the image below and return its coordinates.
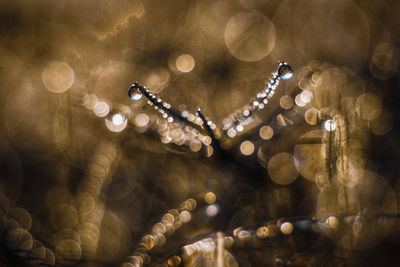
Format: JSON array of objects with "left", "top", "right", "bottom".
[
  {"left": 278, "top": 63, "right": 294, "bottom": 80},
  {"left": 128, "top": 83, "right": 143, "bottom": 101}
]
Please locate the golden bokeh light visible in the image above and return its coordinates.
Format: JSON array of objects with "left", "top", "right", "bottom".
[
  {"left": 6, "top": 228, "right": 33, "bottom": 251},
  {"left": 280, "top": 95, "right": 294, "bottom": 109},
  {"left": 323, "top": 120, "right": 336, "bottom": 132},
  {"left": 295, "top": 94, "right": 307, "bottom": 107},
  {"left": 240, "top": 140, "right": 255, "bottom": 156},
  {"left": 42, "top": 61, "right": 74, "bottom": 93},
  {"left": 268, "top": 153, "right": 298, "bottom": 185},
  {"left": 93, "top": 100, "right": 110, "bottom": 117},
  {"left": 304, "top": 108, "right": 319, "bottom": 125},
  {"left": 294, "top": 143, "right": 324, "bottom": 182},
  {"left": 276, "top": 114, "right": 294, "bottom": 127},
  {"left": 256, "top": 226, "right": 269, "bottom": 238},
  {"left": 9, "top": 207, "right": 32, "bottom": 231},
  {"left": 370, "top": 43, "right": 399, "bottom": 80},
  {"left": 189, "top": 140, "right": 202, "bottom": 152},
  {"left": 326, "top": 216, "right": 339, "bottom": 229},
  {"left": 1, "top": 1, "right": 399, "bottom": 266},
  {"left": 280, "top": 222, "right": 293, "bottom": 235},
  {"left": 105, "top": 115, "right": 128, "bottom": 132},
  {"left": 134, "top": 113, "right": 149, "bottom": 127},
  {"left": 356, "top": 93, "right": 382, "bottom": 120},
  {"left": 204, "top": 192, "right": 217, "bottom": 204},
  {"left": 176, "top": 54, "right": 195, "bottom": 73},
  {"left": 259, "top": 125, "right": 274, "bottom": 140},
  {"left": 179, "top": 211, "right": 191, "bottom": 223},
  {"left": 83, "top": 94, "right": 99, "bottom": 110},
  {"left": 225, "top": 11, "right": 275, "bottom": 62},
  {"left": 368, "top": 109, "right": 393, "bottom": 136}
]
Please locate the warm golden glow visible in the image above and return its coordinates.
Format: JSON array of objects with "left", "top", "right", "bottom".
[
  {"left": 134, "top": 113, "right": 149, "bottom": 128},
  {"left": 240, "top": 140, "right": 255, "bottom": 156},
  {"left": 225, "top": 11, "right": 275, "bottom": 62},
  {"left": 280, "top": 222, "right": 293, "bottom": 235},
  {"left": 93, "top": 100, "right": 110, "bottom": 117},
  {"left": 205, "top": 192, "right": 217, "bottom": 204},
  {"left": 1, "top": 1, "right": 398, "bottom": 266},
  {"left": 176, "top": 54, "right": 195, "bottom": 73},
  {"left": 259, "top": 125, "right": 274, "bottom": 140},
  {"left": 206, "top": 204, "right": 219, "bottom": 217},
  {"left": 280, "top": 95, "right": 294, "bottom": 109},
  {"left": 268, "top": 153, "right": 298, "bottom": 185},
  {"left": 42, "top": 61, "right": 74, "bottom": 93},
  {"left": 256, "top": 226, "right": 269, "bottom": 238}
]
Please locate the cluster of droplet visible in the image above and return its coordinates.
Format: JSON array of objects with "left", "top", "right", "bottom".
[
  {"left": 129, "top": 83, "right": 175, "bottom": 122},
  {"left": 129, "top": 82, "right": 214, "bottom": 154},
  {"left": 222, "top": 62, "right": 293, "bottom": 138},
  {"left": 121, "top": 199, "right": 197, "bottom": 267}
]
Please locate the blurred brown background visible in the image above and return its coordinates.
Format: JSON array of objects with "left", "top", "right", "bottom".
[{"left": 1, "top": 0, "right": 400, "bottom": 266}]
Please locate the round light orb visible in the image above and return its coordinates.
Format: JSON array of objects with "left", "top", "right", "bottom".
[
  {"left": 278, "top": 63, "right": 294, "bottom": 80},
  {"left": 259, "top": 125, "right": 274, "bottom": 140},
  {"left": 176, "top": 54, "right": 195, "bottom": 73},
  {"left": 256, "top": 226, "right": 269, "bottom": 238},
  {"left": 9, "top": 207, "right": 32, "bottom": 231},
  {"left": 369, "top": 109, "right": 393, "bottom": 136},
  {"left": 268, "top": 153, "right": 298, "bottom": 185},
  {"left": 167, "top": 255, "right": 181, "bottom": 267},
  {"left": 93, "top": 101, "right": 110, "bottom": 117},
  {"left": 324, "top": 120, "right": 337, "bottom": 132},
  {"left": 202, "top": 136, "right": 212, "bottom": 146},
  {"left": 236, "top": 125, "right": 244, "bottom": 132},
  {"left": 205, "top": 145, "right": 214, "bottom": 157},
  {"left": 280, "top": 222, "right": 293, "bottom": 235},
  {"left": 240, "top": 140, "right": 255, "bottom": 156},
  {"left": 105, "top": 115, "right": 127, "bottom": 132},
  {"left": 356, "top": 93, "right": 382, "bottom": 120},
  {"left": 189, "top": 140, "right": 202, "bottom": 152},
  {"left": 280, "top": 95, "right": 294, "bottom": 109},
  {"left": 300, "top": 90, "right": 313, "bottom": 103},
  {"left": 295, "top": 94, "right": 307, "bottom": 107},
  {"left": 179, "top": 211, "right": 191, "bottom": 223},
  {"left": 128, "top": 83, "right": 143, "bottom": 101},
  {"left": 225, "top": 11, "right": 276, "bottom": 62},
  {"left": 6, "top": 228, "right": 33, "bottom": 251},
  {"left": 42, "top": 61, "right": 74, "bottom": 93},
  {"left": 83, "top": 94, "right": 98, "bottom": 110},
  {"left": 134, "top": 113, "right": 149, "bottom": 127},
  {"left": 111, "top": 114, "right": 124, "bottom": 126},
  {"left": 227, "top": 128, "right": 236, "bottom": 138},
  {"left": 206, "top": 204, "right": 219, "bottom": 217}
]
